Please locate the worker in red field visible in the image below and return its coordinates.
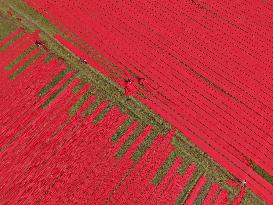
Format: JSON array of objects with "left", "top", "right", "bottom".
[
  {"left": 57, "top": 56, "right": 65, "bottom": 64},
  {"left": 138, "top": 77, "right": 145, "bottom": 85},
  {"left": 35, "top": 40, "right": 49, "bottom": 51},
  {"left": 35, "top": 39, "right": 46, "bottom": 47},
  {"left": 35, "top": 40, "right": 42, "bottom": 46},
  {"left": 127, "top": 79, "right": 133, "bottom": 85},
  {"left": 240, "top": 179, "right": 246, "bottom": 187},
  {"left": 124, "top": 79, "right": 137, "bottom": 96},
  {"left": 80, "top": 58, "right": 88, "bottom": 64}
]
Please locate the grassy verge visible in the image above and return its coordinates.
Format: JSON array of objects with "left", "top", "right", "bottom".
[
  {"left": 175, "top": 169, "right": 203, "bottom": 204},
  {"left": 241, "top": 189, "right": 267, "bottom": 205},
  {"left": 38, "top": 68, "right": 70, "bottom": 97},
  {"left": 152, "top": 151, "right": 176, "bottom": 186},
  {"left": 93, "top": 103, "right": 112, "bottom": 124},
  {"left": 251, "top": 161, "right": 273, "bottom": 185},
  {"left": 5, "top": 44, "right": 35, "bottom": 71},
  {"left": 10, "top": 49, "right": 43, "bottom": 79},
  {"left": 193, "top": 179, "right": 212, "bottom": 204},
  {"left": 0, "top": 13, "right": 18, "bottom": 40},
  {"left": 0, "top": 14, "right": 23, "bottom": 53},
  {"left": 115, "top": 123, "right": 146, "bottom": 159},
  {"left": 68, "top": 89, "right": 94, "bottom": 116},
  {"left": 132, "top": 128, "right": 162, "bottom": 162},
  {"left": 173, "top": 134, "right": 235, "bottom": 186},
  {"left": 111, "top": 117, "right": 134, "bottom": 143},
  {"left": 42, "top": 76, "right": 74, "bottom": 108}
]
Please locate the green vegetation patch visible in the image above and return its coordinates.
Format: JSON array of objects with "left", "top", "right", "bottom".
[
  {"left": 5, "top": 44, "right": 35, "bottom": 71},
  {"left": 193, "top": 179, "right": 212, "bottom": 205},
  {"left": 111, "top": 117, "right": 134, "bottom": 143},
  {"left": 38, "top": 68, "right": 70, "bottom": 97},
  {"left": 42, "top": 52, "right": 55, "bottom": 63},
  {"left": 93, "top": 102, "right": 112, "bottom": 124},
  {"left": 72, "top": 81, "right": 86, "bottom": 94},
  {"left": 0, "top": 14, "right": 18, "bottom": 41},
  {"left": 175, "top": 169, "right": 203, "bottom": 205},
  {"left": 68, "top": 89, "right": 94, "bottom": 116},
  {"left": 132, "top": 128, "right": 162, "bottom": 162},
  {"left": 178, "top": 158, "right": 191, "bottom": 175},
  {"left": 0, "top": 29, "right": 24, "bottom": 53},
  {"left": 152, "top": 151, "right": 176, "bottom": 186},
  {"left": 42, "top": 76, "right": 74, "bottom": 108},
  {"left": 10, "top": 49, "right": 43, "bottom": 80},
  {"left": 241, "top": 189, "right": 267, "bottom": 205},
  {"left": 115, "top": 122, "right": 146, "bottom": 159},
  {"left": 173, "top": 134, "right": 234, "bottom": 185},
  {"left": 82, "top": 96, "right": 102, "bottom": 117},
  {"left": 251, "top": 161, "right": 273, "bottom": 185}
]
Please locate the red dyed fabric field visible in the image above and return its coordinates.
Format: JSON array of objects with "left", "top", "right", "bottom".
[
  {"left": 0, "top": 29, "right": 246, "bottom": 204},
  {"left": 19, "top": 0, "right": 273, "bottom": 203}
]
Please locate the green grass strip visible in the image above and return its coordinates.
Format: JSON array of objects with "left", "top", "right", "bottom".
[
  {"left": 72, "top": 81, "right": 86, "bottom": 94},
  {"left": 38, "top": 68, "right": 70, "bottom": 97},
  {"left": 173, "top": 135, "right": 234, "bottom": 184},
  {"left": 152, "top": 151, "right": 176, "bottom": 186},
  {"left": 251, "top": 161, "right": 273, "bottom": 185},
  {"left": 68, "top": 89, "right": 93, "bottom": 116},
  {"left": 43, "top": 52, "right": 55, "bottom": 63},
  {"left": 0, "top": 15, "right": 18, "bottom": 41},
  {"left": 111, "top": 117, "right": 134, "bottom": 143},
  {"left": 227, "top": 187, "right": 240, "bottom": 205},
  {"left": 42, "top": 76, "right": 74, "bottom": 108},
  {"left": 0, "top": 28, "right": 24, "bottom": 53},
  {"left": 193, "top": 178, "right": 212, "bottom": 205},
  {"left": 175, "top": 169, "right": 203, "bottom": 205},
  {"left": 132, "top": 128, "right": 161, "bottom": 162},
  {"left": 178, "top": 158, "right": 191, "bottom": 175},
  {"left": 93, "top": 103, "right": 112, "bottom": 124},
  {"left": 10, "top": 50, "right": 42, "bottom": 80},
  {"left": 82, "top": 96, "right": 101, "bottom": 117},
  {"left": 2, "top": 0, "right": 166, "bottom": 130},
  {"left": 209, "top": 188, "right": 220, "bottom": 204},
  {"left": 121, "top": 97, "right": 161, "bottom": 127},
  {"left": 161, "top": 124, "right": 172, "bottom": 136},
  {"left": 241, "top": 189, "right": 267, "bottom": 205},
  {"left": 115, "top": 123, "right": 145, "bottom": 159},
  {"left": 5, "top": 44, "right": 35, "bottom": 71},
  {"left": 137, "top": 90, "right": 149, "bottom": 100}
]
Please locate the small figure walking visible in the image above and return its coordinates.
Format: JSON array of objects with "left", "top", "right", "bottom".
[
  {"left": 124, "top": 79, "right": 136, "bottom": 96},
  {"left": 138, "top": 77, "right": 145, "bottom": 85},
  {"left": 35, "top": 40, "right": 49, "bottom": 51},
  {"left": 240, "top": 180, "right": 246, "bottom": 187},
  {"left": 35, "top": 40, "right": 43, "bottom": 46},
  {"left": 80, "top": 58, "right": 88, "bottom": 64}
]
